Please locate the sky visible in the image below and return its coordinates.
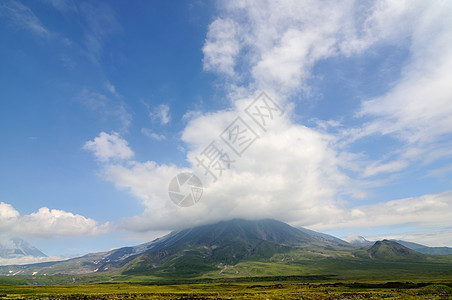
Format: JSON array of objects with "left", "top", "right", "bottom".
[{"left": 0, "top": 0, "right": 452, "bottom": 264}]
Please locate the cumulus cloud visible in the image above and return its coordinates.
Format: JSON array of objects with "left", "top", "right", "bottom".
[
  {"left": 89, "top": 109, "right": 452, "bottom": 235},
  {"left": 0, "top": 203, "right": 19, "bottom": 231},
  {"left": 84, "top": 131, "right": 134, "bottom": 162},
  {"left": 94, "top": 95, "right": 361, "bottom": 232},
  {"left": 0, "top": 202, "right": 110, "bottom": 238},
  {"left": 202, "top": 18, "right": 240, "bottom": 76}
]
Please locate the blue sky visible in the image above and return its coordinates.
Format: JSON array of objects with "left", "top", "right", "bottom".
[{"left": 1, "top": 0, "right": 452, "bottom": 263}]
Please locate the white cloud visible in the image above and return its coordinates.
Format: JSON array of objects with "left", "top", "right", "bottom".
[
  {"left": 0, "top": 0, "right": 49, "bottom": 37},
  {"left": 182, "top": 110, "right": 203, "bottom": 122},
  {"left": 93, "top": 96, "right": 362, "bottom": 232},
  {"left": 19, "top": 207, "right": 109, "bottom": 237},
  {"left": 0, "top": 202, "right": 110, "bottom": 238},
  {"left": 313, "top": 190, "right": 452, "bottom": 231},
  {"left": 363, "top": 160, "right": 408, "bottom": 178},
  {"left": 150, "top": 104, "right": 171, "bottom": 125},
  {"left": 141, "top": 128, "right": 166, "bottom": 141},
  {"left": 92, "top": 110, "right": 452, "bottom": 237},
  {"left": 355, "top": 1, "right": 452, "bottom": 164},
  {"left": 0, "top": 203, "right": 19, "bottom": 231},
  {"left": 84, "top": 131, "right": 134, "bottom": 162},
  {"left": 0, "top": 202, "right": 19, "bottom": 219},
  {"left": 204, "top": 0, "right": 452, "bottom": 165},
  {"left": 202, "top": 18, "right": 240, "bottom": 76},
  {"left": 202, "top": 0, "right": 377, "bottom": 96}
]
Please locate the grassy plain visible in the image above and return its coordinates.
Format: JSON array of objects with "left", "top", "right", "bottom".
[{"left": 1, "top": 280, "right": 452, "bottom": 299}]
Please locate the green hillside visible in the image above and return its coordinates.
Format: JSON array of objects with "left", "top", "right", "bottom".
[{"left": 367, "top": 240, "right": 425, "bottom": 261}]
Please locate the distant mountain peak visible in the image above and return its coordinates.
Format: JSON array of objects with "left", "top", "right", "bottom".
[
  {"left": 0, "top": 237, "right": 47, "bottom": 259},
  {"left": 391, "top": 239, "right": 452, "bottom": 255},
  {"left": 344, "top": 234, "right": 373, "bottom": 246}
]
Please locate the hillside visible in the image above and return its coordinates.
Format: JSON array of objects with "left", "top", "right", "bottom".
[
  {"left": 367, "top": 240, "right": 425, "bottom": 261},
  {"left": 297, "top": 227, "right": 349, "bottom": 245}
]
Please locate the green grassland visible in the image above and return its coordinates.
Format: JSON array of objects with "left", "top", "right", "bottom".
[
  {"left": 1, "top": 281, "right": 452, "bottom": 299},
  {"left": 2, "top": 255, "right": 452, "bottom": 299},
  {"left": 2, "top": 252, "right": 452, "bottom": 299}
]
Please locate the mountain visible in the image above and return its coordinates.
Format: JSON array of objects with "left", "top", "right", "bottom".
[
  {"left": 0, "top": 238, "right": 47, "bottom": 259},
  {"left": 120, "top": 218, "right": 348, "bottom": 277},
  {"left": 391, "top": 240, "right": 452, "bottom": 255},
  {"left": 344, "top": 234, "right": 374, "bottom": 246},
  {"left": 367, "top": 240, "right": 424, "bottom": 261},
  {"left": 101, "top": 219, "right": 318, "bottom": 268}
]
